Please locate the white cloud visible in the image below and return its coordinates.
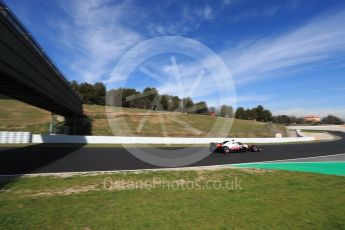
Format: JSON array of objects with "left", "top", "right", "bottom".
[
  {"left": 146, "top": 4, "right": 218, "bottom": 36},
  {"left": 157, "top": 62, "right": 223, "bottom": 98},
  {"left": 165, "top": 8, "right": 345, "bottom": 90},
  {"left": 225, "top": 9, "right": 345, "bottom": 85},
  {"left": 47, "top": 1, "right": 233, "bottom": 82},
  {"left": 232, "top": 7, "right": 278, "bottom": 21},
  {"left": 222, "top": 0, "right": 234, "bottom": 5},
  {"left": 56, "top": 0, "right": 142, "bottom": 82},
  {"left": 199, "top": 5, "right": 214, "bottom": 20},
  {"left": 153, "top": 9, "right": 345, "bottom": 111},
  {"left": 154, "top": 8, "right": 345, "bottom": 96},
  {"left": 187, "top": 5, "right": 215, "bottom": 22},
  {"left": 309, "top": 87, "right": 345, "bottom": 94}
]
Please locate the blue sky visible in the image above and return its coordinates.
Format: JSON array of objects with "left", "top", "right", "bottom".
[{"left": 4, "top": 0, "right": 345, "bottom": 118}]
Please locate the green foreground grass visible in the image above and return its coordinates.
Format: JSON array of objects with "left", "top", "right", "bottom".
[
  {"left": 0, "top": 99, "right": 286, "bottom": 137},
  {"left": 0, "top": 169, "right": 344, "bottom": 229}
]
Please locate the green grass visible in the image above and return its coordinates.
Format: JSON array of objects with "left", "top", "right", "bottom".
[
  {"left": 0, "top": 99, "right": 287, "bottom": 137},
  {"left": 0, "top": 99, "right": 51, "bottom": 134},
  {"left": 234, "top": 162, "right": 345, "bottom": 176},
  {"left": 0, "top": 169, "right": 344, "bottom": 229}
]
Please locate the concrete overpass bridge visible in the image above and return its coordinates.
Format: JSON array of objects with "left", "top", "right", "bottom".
[{"left": 0, "top": 1, "right": 85, "bottom": 134}]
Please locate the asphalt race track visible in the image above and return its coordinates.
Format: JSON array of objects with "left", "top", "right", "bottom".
[{"left": 0, "top": 132, "right": 344, "bottom": 175}]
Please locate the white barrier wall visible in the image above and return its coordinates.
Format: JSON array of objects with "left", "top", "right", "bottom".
[
  {"left": 0, "top": 131, "right": 31, "bottom": 144},
  {"left": 296, "top": 129, "right": 304, "bottom": 137},
  {"left": 6, "top": 125, "right": 344, "bottom": 144},
  {"left": 31, "top": 134, "right": 315, "bottom": 144},
  {"left": 288, "top": 125, "right": 345, "bottom": 132}
]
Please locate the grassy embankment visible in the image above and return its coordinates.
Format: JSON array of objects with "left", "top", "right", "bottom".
[
  {"left": 0, "top": 99, "right": 286, "bottom": 137},
  {"left": 0, "top": 168, "right": 344, "bottom": 229}
]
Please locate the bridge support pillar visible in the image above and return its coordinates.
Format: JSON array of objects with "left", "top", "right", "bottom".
[
  {"left": 64, "top": 115, "right": 77, "bottom": 135},
  {"left": 64, "top": 114, "right": 91, "bottom": 135},
  {"left": 49, "top": 113, "right": 56, "bottom": 134}
]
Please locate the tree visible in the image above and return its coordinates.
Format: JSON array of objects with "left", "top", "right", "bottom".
[
  {"left": 253, "top": 105, "right": 264, "bottom": 121},
  {"left": 234, "top": 105, "right": 272, "bottom": 122},
  {"left": 272, "top": 115, "right": 290, "bottom": 124},
  {"left": 170, "top": 96, "right": 181, "bottom": 111},
  {"left": 194, "top": 101, "right": 209, "bottom": 114},
  {"left": 219, "top": 105, "right": 233, "bottom": 117},
  {"left": 250, "top": 105, "right": 272, "bottom": 122},
  {"left": 106, "top": 88, "right": 139, "bottom": 107},
  {"left": 78, "top": 82, "right": 94, "bottom": 104},
  {"left": 141, "top": 87, "right": 158, "bottom": 109},
  {"left": 182, "top": 97, "right": 194, "bottom": 112},
  {"left": 288, "top": 116, "right": 297, "bottom": 124},
  {"left": 70, "top": 81, "right": 106, "bottom": 105},
  {"left": 106, "top": 88, "right": 122, "bottom": 107},
  {"left": 322, "top": 115, "right": 344, "bottom": 125},
  {"left": 246, "top": 109, "right": 255, "bottom": 120},
  {"left": 159, "top": 94, "right": 170, "bottom": 111},
  {"left": 235, "top": 107, "right": 246, "bottom": 119},
  {"left": 70, "top": 80, "right": 79, "bottom": 93},
  {"left": 122, "top": 88, "right": 140, "bottom": 108},
  {"left": 209, "top": 106, "right": 216, "bottom": 113},
  {"left": 262, "top": 109, "right": 272, "bottom": 122},
  {"left": 296, "top": 117, "right": 304, "bottom": 124},
  {"left": 93, "top": 82, "right": 106, "bottom": 105}
]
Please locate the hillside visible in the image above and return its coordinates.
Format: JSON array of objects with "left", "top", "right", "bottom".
[
  {"left": 0, "top": 99, "right": 286, "bottom": 137},
  {"left": 0, "top": 99, "right": 51, "bottom": 134}
]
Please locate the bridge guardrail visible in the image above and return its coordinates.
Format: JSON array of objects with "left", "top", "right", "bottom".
[{"left": 0, "top": 0, "right": 82, "bottom": 103}]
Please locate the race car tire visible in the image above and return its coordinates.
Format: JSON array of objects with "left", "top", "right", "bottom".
[
  {"left": 210, "top": 143, "right": 217, "bottom": 152},
  {"left": 251, "top": 145, "right": 259, "bottom": 152},
  {"left": 222, "top": 146, "right": 230, "bottom": 154}
]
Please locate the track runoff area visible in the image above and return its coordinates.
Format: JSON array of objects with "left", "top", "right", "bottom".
[{"left": 0, "top": 132, "right": 344, "bottom": 176}]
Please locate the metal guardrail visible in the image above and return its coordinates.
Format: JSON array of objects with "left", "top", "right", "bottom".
[{"left": 0, "top": 0, "right": 82, "bottom": 103}]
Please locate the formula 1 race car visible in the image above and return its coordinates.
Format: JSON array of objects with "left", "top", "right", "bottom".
[{"left": 210, "top": 140, "right": 262, "bottom": 153}]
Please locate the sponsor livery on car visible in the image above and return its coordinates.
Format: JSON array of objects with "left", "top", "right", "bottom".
[{"left": 210, "top": 140, "right": 262, "bottom": 153}]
